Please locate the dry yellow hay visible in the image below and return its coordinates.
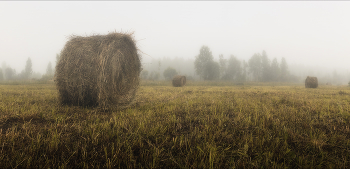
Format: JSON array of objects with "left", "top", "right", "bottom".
[
  {"left": 172, "top": 75, "right": 186, "bottom": 87},
  {"left": 55, "top": 32, "right": 141, "bottom": 110},
  {"left": 305, "top": 76, "right": 318, "bottom": 88}
]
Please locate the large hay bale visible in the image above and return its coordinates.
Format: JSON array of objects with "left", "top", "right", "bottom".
[
  {"left": 55, "top": 32, "right": 141, "bottom": 109},
  {"left": 172, "top": 75, "right": 186, "bottom": 87},
  {"left": 305, "top": 76, "right": 318, "bottom": 88}
]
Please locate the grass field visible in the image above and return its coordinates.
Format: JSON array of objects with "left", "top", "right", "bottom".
[{"left": 0, "top": 81, "right": 350, "bottom": 168}]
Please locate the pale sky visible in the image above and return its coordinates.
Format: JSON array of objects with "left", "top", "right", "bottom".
[{"left": 1, "top": 1, "right": 349, "bottom": 74}]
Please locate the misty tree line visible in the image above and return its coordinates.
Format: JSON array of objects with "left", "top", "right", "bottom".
[
  {"left": 1, "top": 46, "right": 293, "bottom": 83},
  {"left": 141, "top": 45, "right": 298, "bottom": 82},
  {"left": 195, "top": 46, "right": 298, "bottom": 82},
  {"left": 1, "top": 46, "right": 348, "bottom": 85},
  {"left": 0, "top": 54, "right": 59, "bottom": 81}
]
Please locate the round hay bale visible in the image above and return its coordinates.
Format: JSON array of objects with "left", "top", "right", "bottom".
[
  {"left": 172, "top": 75, "right": 186, "bottom": 87},
  {"left": 55, "top": 32, "right": 141, "bottom": 109},
  {"left": 305, "top": 76, "right": 318, "bottom": 88}
]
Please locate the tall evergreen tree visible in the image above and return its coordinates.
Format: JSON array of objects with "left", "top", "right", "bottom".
[
  {"left": 280, "top": 57, "right": 289, "bottom": 81},
  {"left": 5, "top": 67, "right": 16, "bottom": 80},
  {"left": 261, "top": 50, "right": 271, "bottom": 82},
  {"left": 54, "top": 53, "right": 60, "bottom": 76},
  {"left": 218, "top": 54, "right": 227, "bottom": 78},
  {"left": 241, "top": 60, "right": 248, "bottom": 82},
  {"left": 248, "top": 53, "right": 262, "bottom": 81},
  {"left": 46, "top": 62, "right": 53, "bottom": 77},
  {"left": 222, "top": 55, "right": 241, "bottom": 81},
  {"left": 270, "top": 58, "right": 280, "bottom": 81},
  {"left": 0, "top": 68, "right": 3, "bottom": 81},
  {"left": 24, "top": 57, "right": 33, "bottom": 79},
  {"left": 1, "top": 62, "right": 7, "bottom": 80}
]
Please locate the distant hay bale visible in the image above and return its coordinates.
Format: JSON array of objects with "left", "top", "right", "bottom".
[
  {"left": 305, "top": 76, "right": 318, "bottom": 88},
  {"left": 55, "top": 32, "right": 141, "bottom": 110},
  {"left": 326, "top": 82, "right": 332, "bottom": 86},
  {"left": 172, "top": 75, "right": 186, "bottom": 87}
]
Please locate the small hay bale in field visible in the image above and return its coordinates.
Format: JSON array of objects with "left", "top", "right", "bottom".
[
  {"left": 305, "top": 76, "right": 318, "bottom": 88},
  {"left": 172, "top": 75, "right": 186, "bottom": 87},
  {"left": 55, "top": 32, "right": 141, "bottom": 109},
  {"left": 326, "top": 82, "right": 332, "bottom": 86}
]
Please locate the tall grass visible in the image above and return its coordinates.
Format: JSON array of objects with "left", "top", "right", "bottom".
[{"left": 0, "top": 82, "right": 349, "bottom": 168}]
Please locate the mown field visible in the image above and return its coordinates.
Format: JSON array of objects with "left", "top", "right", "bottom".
[{"left": 0, "top": 81, "right": 350, "bottom": 168}]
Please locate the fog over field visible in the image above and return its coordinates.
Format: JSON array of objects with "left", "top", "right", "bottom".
[{"left": 1, "top": 1, "right": 349, "bottom": 84}]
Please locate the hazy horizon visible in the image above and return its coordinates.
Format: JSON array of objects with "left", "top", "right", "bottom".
[{"left": 1, "top": 1, "right": 349, "bottom": 76}]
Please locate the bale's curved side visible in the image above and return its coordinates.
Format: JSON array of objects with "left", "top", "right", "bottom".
[
  {"left": 55, "top": 35, "right": 100, "bottom": 107},
  {"left": 55, "top": 32, "right": 141, "bottom": 109},
  {"left": 97, "top": 33, "right": 141, "bottom": 109},
  {"left": 182, "top": 76, "right": 187, "bottom": 86},
  {"left": 305, "top": 76, "right": 318, "bottom": 88},
  {"left": 172, "top": 75, "right": 186, "bottom": 87}
]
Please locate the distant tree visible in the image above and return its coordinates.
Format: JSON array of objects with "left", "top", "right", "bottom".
[
  {"left": 148, "top": 71, "right": 160, "bottom": 81},
  {"left": 187, "top": 75, "right": 194, "bottom": 81},
  {"left": 31, "top": 72, "right": 42, "bottom": 80},
  {"left": 18, "top": 70, "right": 26, "bottom": 80},
  {"left": 4, "top": 67, "right": 16, "bottom": 80},
  {"left": 280, "top": 57, "right": 289, "bottom": 81},
  {"left": 241, "top": 60, "right": 248, "bottom": 82},
  {"left": 222, "top": 55, "right": 241, "bottom": 81},
  {"left": 23, "top": 57, "right": 33, "bottom": 79},
  {"left": 40, "top": 74, "right": 52, "bottom": 81},
  {"left": 54, "top": 53, "right": 60, "bottom": 76},
  {"left": 158, "top": 61, "right": 161, "bottom": 72},
  {"left": 1, "top": 62, "right": 6, "bottom": 72},
  {"left": 163, "top": 67, "right": 178, "bottom": 80},
  {"left": 1, "top": 62, "right": 7, "bottom": 80},
  {"left": 261, "top": 51, "right": 271, "bottom": 82},
  {"left": 194, "top": 46, "right": 214, "bottom": 80},
  {"left": 0, "top": 68, "right": 3, "bottom": 81},
  {"left": 148, "top": 71, "right": 154, "bottom": 80},
  {"left": 219, "top": 54, "right": 227, "bottom": 78},
  {"left": 141, "top": 69, "right": 149, "bottom": 80},
  {"left": 248, "top": 53, "right": 262, "bottom": 81},
  {"left": 154, "top": 72, "right": 160, "bottom": 81},
  {"left": 202, "top": 61, "right": 220, "bottom": 80},
  {"left": 46, "top": 62, "right": 53, "bottom": 78},
  {"left": 270, "top": 58, "right": 280, "bottom": 81}
]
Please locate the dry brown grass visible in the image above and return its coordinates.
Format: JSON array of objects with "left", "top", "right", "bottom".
[{"left": 0, "top": 82, "right": 350, "bottom": 168}]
